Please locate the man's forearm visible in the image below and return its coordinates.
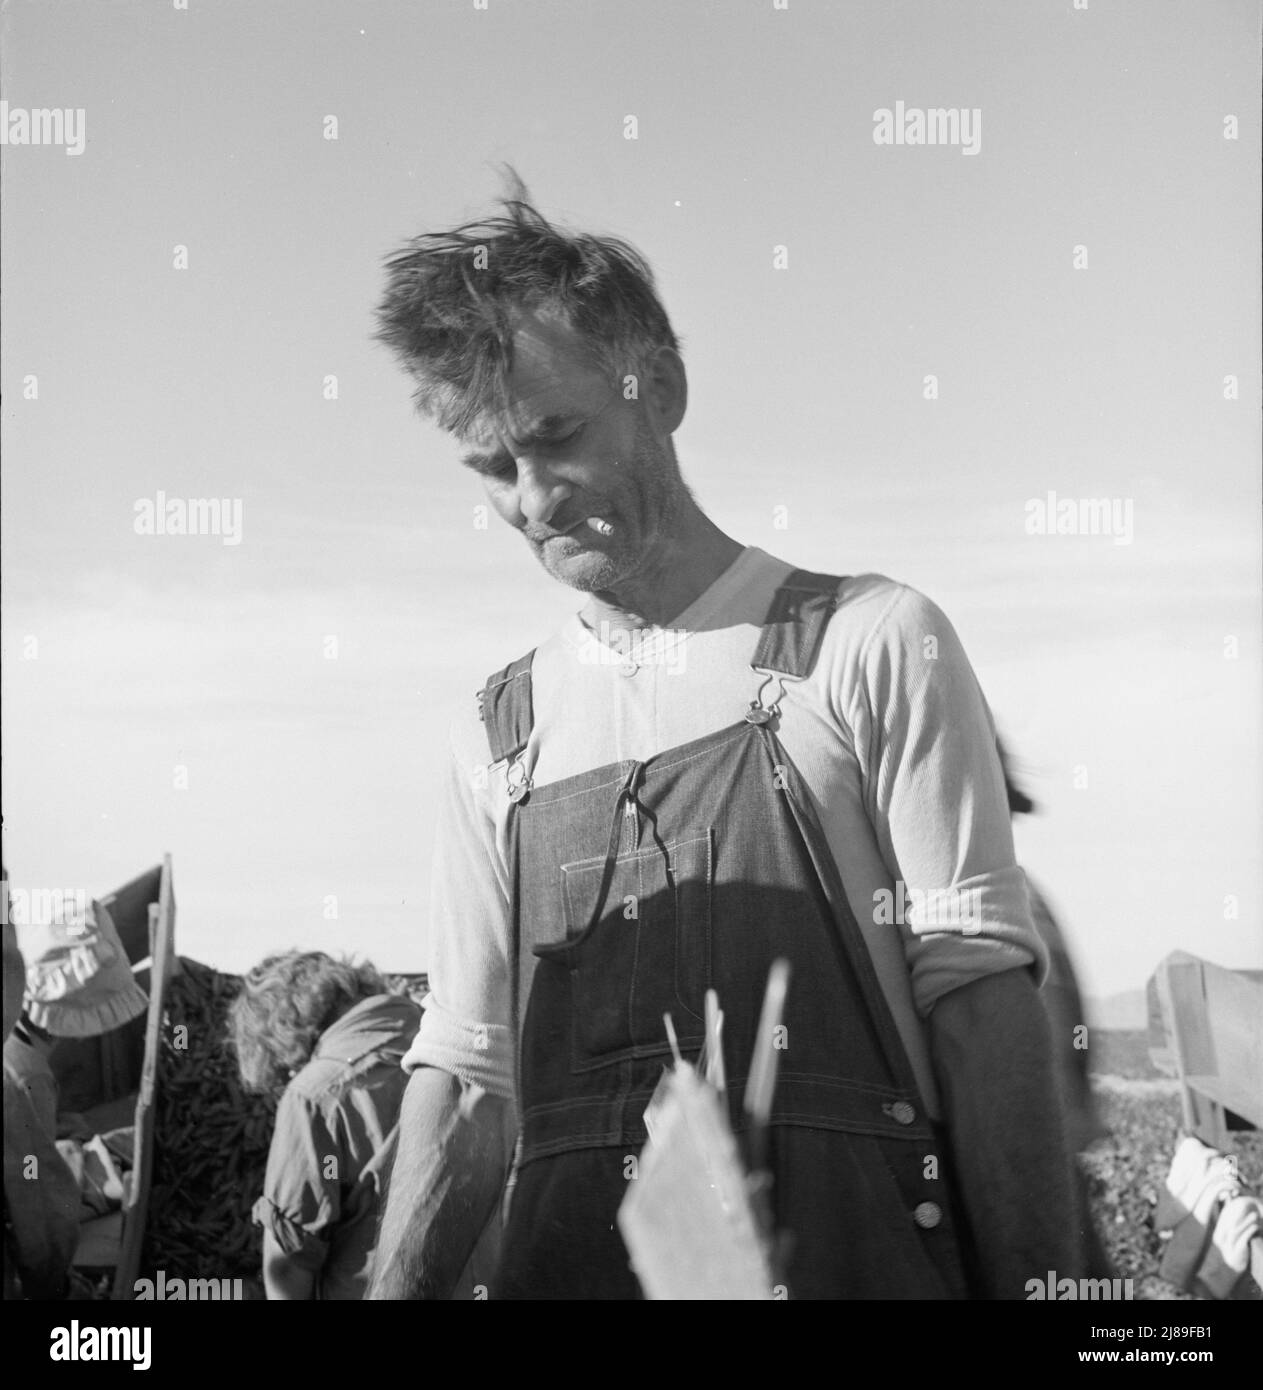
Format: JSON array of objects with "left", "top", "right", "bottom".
[
  {"left": 929, "top": 968, "right": 1088, "bottom": 1299},
  {"left": 369, "top": 1066, "right": 512, "bottom": 1300}
]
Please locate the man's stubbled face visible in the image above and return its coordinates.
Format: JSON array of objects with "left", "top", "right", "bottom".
[{"left": 455, "top": 309, "right": 688, "bottom": 593}]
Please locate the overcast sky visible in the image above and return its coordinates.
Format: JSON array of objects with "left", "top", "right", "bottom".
[{"left": 2, "top": 0, "right": 1259, "bottom": 1004}]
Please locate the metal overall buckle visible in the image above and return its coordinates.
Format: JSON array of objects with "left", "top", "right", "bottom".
[
  {"left": 505, "top": 752, "right": 533, "bottom": 804},
  {"left": 745, "top": 670, "right": 787, "bottom": 726}
]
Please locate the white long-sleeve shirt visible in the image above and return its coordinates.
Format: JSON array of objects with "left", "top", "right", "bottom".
[{"left": 405, "top": 547, "right": 1047, "bottom": 1117}]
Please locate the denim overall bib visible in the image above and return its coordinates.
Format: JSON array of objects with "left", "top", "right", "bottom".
[{"left": 478, "top": 570, "right": 972, "bottom": 1300}]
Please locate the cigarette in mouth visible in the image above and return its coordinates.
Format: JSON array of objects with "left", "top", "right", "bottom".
[{"left": 586, "top": 517, "right": 614, "bottom": 537}]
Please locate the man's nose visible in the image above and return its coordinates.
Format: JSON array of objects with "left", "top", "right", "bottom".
[{"left": 514, "top": 456, "right": 570, "bottom": 528}]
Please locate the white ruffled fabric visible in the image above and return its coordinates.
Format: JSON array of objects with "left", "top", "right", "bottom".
[{"left": 19, "top": 901, "right": 149, "bottom": 1038}]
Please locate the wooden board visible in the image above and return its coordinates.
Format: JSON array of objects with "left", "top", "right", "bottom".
[{"left": 112, "top": 854, "right": 176, "bottom": 1299}]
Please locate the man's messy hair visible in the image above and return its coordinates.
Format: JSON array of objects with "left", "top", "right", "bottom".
[
  {"left": 373, "top": 169, "right": 679, "bottom": 436},
  {"left": 229, "top": 950, "right": 388, "bottom": 1095}
]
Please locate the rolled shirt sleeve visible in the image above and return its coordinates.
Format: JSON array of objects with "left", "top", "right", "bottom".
[
  {"left": 401, "top": 719, "right": 516, "bottom": 1099},
  {"left": 847, "top": 584, "right": 1049, "bottom": 1015}
]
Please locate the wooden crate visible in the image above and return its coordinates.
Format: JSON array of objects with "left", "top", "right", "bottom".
[
  {"left": 46, "top": 856, "right": 178, "bottom": 1297},
  {"left": 1149, "top": 951, "right": 1263, "bottom": 1148}
]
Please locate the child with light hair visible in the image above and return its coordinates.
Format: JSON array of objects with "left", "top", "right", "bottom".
[{"left": 229, "top": 951, "right": 420, "bottom": 1300}]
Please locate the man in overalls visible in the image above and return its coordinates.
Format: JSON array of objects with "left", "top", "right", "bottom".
[{"left": 369, "top": 182, "right": 1092, "bottom": 1299}]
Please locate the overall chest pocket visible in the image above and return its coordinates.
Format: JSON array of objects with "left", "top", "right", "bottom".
[{"left": 534, "top": 830, "right": 713, "bottom": 1073}]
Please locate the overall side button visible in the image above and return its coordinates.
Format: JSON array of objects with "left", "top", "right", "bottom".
[{"left": 913, "top": 1201, "right": 943, "bottom": 1230}]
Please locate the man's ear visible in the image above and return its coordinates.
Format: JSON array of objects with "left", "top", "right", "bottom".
[{"left": 640, "top": 346, "right": 688, "bottom": 437}]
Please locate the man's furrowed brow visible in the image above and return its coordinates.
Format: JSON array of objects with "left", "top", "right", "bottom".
[{"left": 458, "top": 413, "right": 577, "bottom": 470}]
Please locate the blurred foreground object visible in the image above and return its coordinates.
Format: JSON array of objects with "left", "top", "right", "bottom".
[
  {"left": 618, "top": 1062, "right": 772, "bottom": 1299},
  {"left": 997, "top": 740, "right": 1105, "bottom": 1152},
  {"left": 999, "top": 740, "right": 1112, "bottom": 1280},
  {"left": 618, "top": 964, "right": 788, "bottom": 1300}
]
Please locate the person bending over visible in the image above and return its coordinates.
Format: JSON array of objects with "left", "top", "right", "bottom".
[{"left": 230, "top": 952, "right": 420, "bottom": 1300}]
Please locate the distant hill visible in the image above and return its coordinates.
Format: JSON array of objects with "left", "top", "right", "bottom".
[{"left": 1087, "top": 989, "right": 1148, "bottom": 1032}]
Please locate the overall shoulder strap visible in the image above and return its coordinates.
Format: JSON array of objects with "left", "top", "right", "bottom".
[
  {"left": 477, "top": 652, "right": 535, "bottom": 765},
  {"left": 750, "top": 570, "right": 942, "bottom": 1119},
  {"left": 750, "top": 569, "right": 847, "bottom": 678}
]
